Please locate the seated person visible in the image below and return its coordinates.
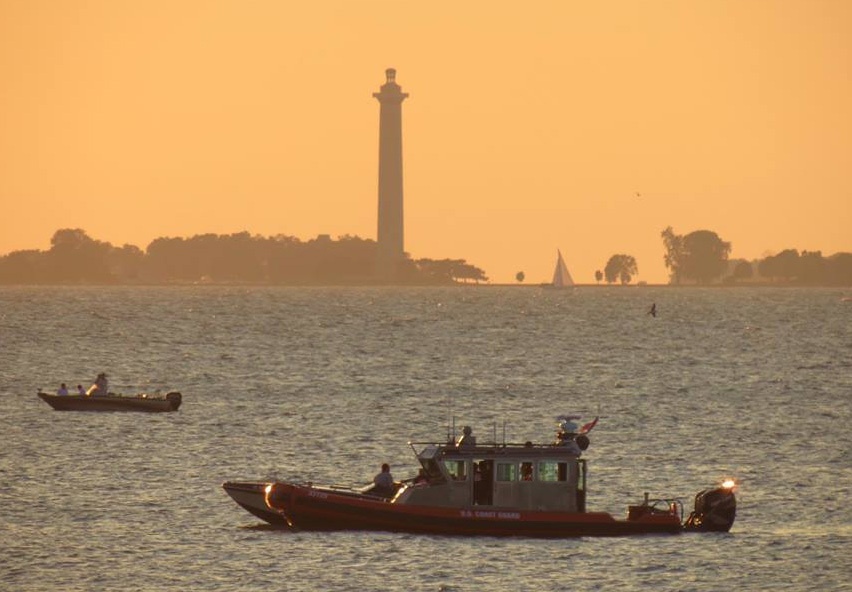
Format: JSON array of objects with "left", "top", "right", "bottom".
[{"left": 373, "top": 463, "right": 396, "bottom": 496}]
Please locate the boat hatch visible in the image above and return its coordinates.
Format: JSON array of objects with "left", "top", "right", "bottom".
[
  {"left": 415, "top": 444, "right": 441, "bottom": 460},
  {"left": 419, "top": 457, "right": 447, "bottom": 482}
]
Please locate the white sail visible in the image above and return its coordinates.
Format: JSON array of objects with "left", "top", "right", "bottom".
[{"left": 551, "top": 249, "right": 574, "bottom": 287}]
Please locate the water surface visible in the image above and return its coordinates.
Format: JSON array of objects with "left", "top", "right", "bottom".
[{"left": 1, "top": 286, "right": 850, "bottom": 591}]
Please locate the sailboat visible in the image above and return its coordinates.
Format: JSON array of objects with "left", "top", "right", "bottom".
[{"left": 551, "top": 249, "right": 574, "bottom": 288}]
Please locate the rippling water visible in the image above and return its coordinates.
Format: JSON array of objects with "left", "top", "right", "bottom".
[{"left": 1, "top": 286, "right": 850, "bottom": 591}]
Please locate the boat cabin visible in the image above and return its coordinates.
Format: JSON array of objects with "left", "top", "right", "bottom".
[{"left": 398, "top": 427, "right": 588, "bottom": 512}]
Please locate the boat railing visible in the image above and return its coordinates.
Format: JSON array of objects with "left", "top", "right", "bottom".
[
  {"left": 408, "top": 440, "right": 580, "bottom": 456},
  {"left": 318, "top": 483, "right": 398, "bottom": 502},
  {"left": 628, "top": 494, "right": 684, "bottom": 521}
]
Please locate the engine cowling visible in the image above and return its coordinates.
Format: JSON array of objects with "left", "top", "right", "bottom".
[{"left": 683, "top": 485, "right": 737, "bottom": 532}]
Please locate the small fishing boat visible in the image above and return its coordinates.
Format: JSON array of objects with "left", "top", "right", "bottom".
[
  {"left": 37, "top": 391, "right": 182, "bottom": 412},
  {"left": 223, "top": 417, "right": 736, "bottom": 536}
]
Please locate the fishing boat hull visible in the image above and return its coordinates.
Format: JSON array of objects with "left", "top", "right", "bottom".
[
  {"left": 222, "top": 481, "right": 288, "bottom": 526},
  {"left": 263, "top": 482, "right": 684, "bottom": 537},
  {"left": 37, "top": 391, "right": 182, "bottom": 412}
]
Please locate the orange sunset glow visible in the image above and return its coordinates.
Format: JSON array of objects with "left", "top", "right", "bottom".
[{"left": 1, "top": 0, "right": 850, "bottom": 284}]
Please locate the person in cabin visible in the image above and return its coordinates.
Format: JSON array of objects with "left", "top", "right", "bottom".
[
  {"left": 57, "top": 383, "right": 69, "bottom": 396},
  {"left": 373, "top": 463, "right": 396, "bottom": 494},
  {"left": 86, "top": 372, "right": 109, "bottom": 397}
]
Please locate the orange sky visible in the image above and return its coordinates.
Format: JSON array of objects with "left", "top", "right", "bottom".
[{"left": 1, "top": 0, "right": 850, "bottom": 284}]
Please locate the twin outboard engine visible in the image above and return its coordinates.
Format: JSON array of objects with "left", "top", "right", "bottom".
[
  {"left": 165, "top": 391, "right": 183, "bottom": 410},
  {"left": 683, "top": 484, "right": 737, "bottom": 532}
]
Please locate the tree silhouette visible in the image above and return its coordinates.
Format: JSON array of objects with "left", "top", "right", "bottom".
[
  {"left": 662, "top": 227, "right": 731, "bottom": 284},
  {"left": 661, "top": 226, "right": 685, "bottom": 284},
  {"left": 758, "top": 249, "right": 799, "bottom": 282},
  {"left": 416, "top": 258, "right": 488, "bottom": 284},
  {"left": 828, "top": 253, "right": 852, "bottom": 286},
  {"left": 47, "top": 228, "right": 112, "bottom": 282},
  {"left": 799, "top": 251, "right": 826, "bottom": 284},
  {"left": 604, "top": 254, "right": 638, "bottom": 285},
  {"left": 731, "top": 260, "right": 754, "bottom": 281},
  {"left": 756, "top": 249, "right": 845, "bottom": 285},
  {"left": 0, "top": 228, "right": 491, "bottom": 285}
]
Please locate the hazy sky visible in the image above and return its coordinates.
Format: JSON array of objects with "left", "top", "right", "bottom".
[{"left": 2, "top": 0, "right": 850, "bottom": 284}]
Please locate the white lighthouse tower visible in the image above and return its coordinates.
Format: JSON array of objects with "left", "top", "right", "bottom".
[{"left": 373, "top": 68, "right": 408, "bottom": 279}]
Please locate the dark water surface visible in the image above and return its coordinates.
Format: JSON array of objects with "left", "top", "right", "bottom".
[{"left": 1, "top": 286, "right": 850, "bottom": 591}]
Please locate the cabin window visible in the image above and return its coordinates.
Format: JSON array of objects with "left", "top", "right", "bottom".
[
  {"left": 496, "top": 462, "right": 517, "bottom": 481},
  {"left": 538, "top": 461, "right": 568, "bottom": 482},
  {"left": 444, "top": 460, "right": 467, "bottom": 481},
  {"left": 520, "top": 461, "right": 534, "bottom": 481},
  {"left": 422, "top": 459, "right": 445, "bottom": 481}
]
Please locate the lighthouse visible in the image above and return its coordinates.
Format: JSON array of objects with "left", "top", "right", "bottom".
[{"left": 373, "top": 68, "right": 408, "bottom": 279}]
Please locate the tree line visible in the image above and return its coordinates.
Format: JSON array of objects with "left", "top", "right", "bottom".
[
  {"left": 3, "top": 227, "right": 850, "bottom": 286},
  {"left": 594, "top": 226, "right": 852, "bottom": 286},
  {"left": 0, "top": 229, "right": 489, "bottom": 285}
]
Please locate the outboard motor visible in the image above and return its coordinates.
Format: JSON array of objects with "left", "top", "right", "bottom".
[
  {"left": 683, "top": 482, "right": 737, "bottom": 532},
  {"left": 165, "top": 391, "right": 182, "bottom": 410}
]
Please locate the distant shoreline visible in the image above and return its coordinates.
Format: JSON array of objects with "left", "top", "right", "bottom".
[{"left": 1, "top": 281, "right": 848, "bottom": 288}]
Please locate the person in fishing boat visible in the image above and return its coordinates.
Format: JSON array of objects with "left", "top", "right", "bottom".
[
  {"left": 86, "top": 372, "right": 109, "bottom": 397},
  {"left": 56, "top": 383, "right": 69, "bottom": 396},
  {"left": 76, "top": 384, "right": 86, "bottom": 396}
]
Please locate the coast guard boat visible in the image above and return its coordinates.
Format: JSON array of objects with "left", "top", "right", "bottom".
[{"left": 223, "top": 417, "right": 736, "bottom": 537}]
